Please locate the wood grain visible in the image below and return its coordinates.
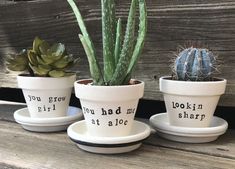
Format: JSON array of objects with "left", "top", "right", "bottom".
[
  {"left": 0, "top": 0, "right": 234, "bottom": 106},
  {"left": 1, "top": 121, "right": 235, "bottom": 169},
  {"left": 147, "top": 130, "right": 235, "bottom": 160},
  {"left": 0, "top": 102, "right": 235, "bottom": 168}
]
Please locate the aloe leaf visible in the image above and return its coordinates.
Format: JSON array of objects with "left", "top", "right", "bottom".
[
  {"left": 123, "top": 0, "right": 147, "bottom": 83},
  {"left": 114, "top": 18, "right": 122, "bottom": 66},
  {"left": 79, "top": 34, "right": 104, "bottom": 85},
  {"left": 67, "top": 0, "right": 103, "bottom": 83},
  {"left": 67, "top": 0, "right": 96, "bottom": 59},
  {"left": 102, "top": 0, "right": 116, "bottom": 82},
  {"left": 110, "top": 0, "right": 137, "bottom": 85}
]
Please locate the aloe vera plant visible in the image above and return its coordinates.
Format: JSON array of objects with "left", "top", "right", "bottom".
[
  {"left": 173, "top": 47, "right": 219, "bottom": 81},
  {"left": 68, "top": 0, "right": 147, "bottom": 85},
  {"left": 6, "top": 37, "right": 78, "bottom": 77}
]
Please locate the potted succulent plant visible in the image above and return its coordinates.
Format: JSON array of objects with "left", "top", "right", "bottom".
[
  {"left": 5, "top": 37, "right": 79, "bottom": 118},
  {"left": 159, "top": 47, "right": 227, "bottom": 127},
  {"left": 67, "top": 0, "right": 147, "bottom": 137}
]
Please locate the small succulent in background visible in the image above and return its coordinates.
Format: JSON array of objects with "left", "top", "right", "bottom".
[
  {"left": 5, "top": 49, "right": 29, "bottom": 72},
  {"left": 172, "top": 47, "right": 219, "bottom": 81},
  {"left": 6, "top": 37, "right": 79, "bottom": 77}
]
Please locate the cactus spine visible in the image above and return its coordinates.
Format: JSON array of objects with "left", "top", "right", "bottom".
[
  {"left": 67, "top": 0, "right": 147, "bottom": 85},
  {"left": 173, "top": 47, "right": 218, "bottom": 81}
]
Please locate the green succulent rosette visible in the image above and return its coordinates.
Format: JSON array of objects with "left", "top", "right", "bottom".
[
  {"left": 6, "top": 49, "right": 29, "bottom": 72},
  {"left": 6, "top": 37, "right": 79, "bottom": 77}
]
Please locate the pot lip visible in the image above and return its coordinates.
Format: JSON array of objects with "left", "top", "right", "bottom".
[
  {"left": 17, "top": 73, "right": 76, "bottom": 80},
  {"left": 160, "top": 76, "right": 226, "bottom": 84},
  {"left": 159, "top": 76, "right": 227, "bottom": 96},
  {"left": 74, "top": 79, "right": 145, "bottom": 101},
  {"left": 75, "top": 79, "right": 144, "bottom": 87},
  {"left": 17, "top": 73, "right": 76, "bottom": 89}
]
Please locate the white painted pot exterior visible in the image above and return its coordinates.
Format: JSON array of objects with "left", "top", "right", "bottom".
[
  {"left": 160, "top": 76, "right": 227, "bottom": 127},
  {"left": 17, "top": 75, "right": 76, "bottom": 118},
  {"left": 74, "top": 79, "right": 144, "bottom": 137}
]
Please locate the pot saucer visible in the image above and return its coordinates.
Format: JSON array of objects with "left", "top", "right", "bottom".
[
  {"left": 149, "top": 113, "right": 228, "bottom": 143},
  {"left": 14, "top": 106, "right": 83, "bottom": 132},
  {"left": 67, "top": 120, "right": 151, "bottom": 154}
]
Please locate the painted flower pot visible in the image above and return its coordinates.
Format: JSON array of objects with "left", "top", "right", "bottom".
[
  {"left": 74, "top": 79, "right": 144, "bottom": 137},
  {"left": 159, "top": 76, "right": 227, "bottom": 127},
  {"left": 17, "top": 74, "right": 76, "bottom": 118}
]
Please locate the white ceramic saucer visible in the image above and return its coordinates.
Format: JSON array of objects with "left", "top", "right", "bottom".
[
  {"left": 14, "top": 106, "right": 83, "bottom": 132},
  {"left": 150, "top": 113, "right": 228, "bottom": 143},
  {"left": 67, "top": 120, "right": 151, "bottom": 154}
]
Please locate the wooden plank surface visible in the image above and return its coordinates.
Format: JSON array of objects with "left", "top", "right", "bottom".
[
  {"left": 147, "top": 130, "right": 235, "bottom": 160},
  {"left": 1, "top": 121, "right": 235, "bottom": 169},
  {"left": 0, "top": 102, "right": 235, "bottom": 169},
  {"left": 0, "top": 0, "right": 234, "bottom": 106}
]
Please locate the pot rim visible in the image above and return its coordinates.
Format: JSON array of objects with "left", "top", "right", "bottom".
[
  {"left": 75, "top": 79, "right": 144, "bottom": 87},
  {"left": 159, "top": 76, "right": 227, "bottom": 96},
  {"left": 17, "top": 74, "right": 76, "bottom": 90},
  {"left": 74, "top": 79, "right": 145, "bottom": 101},
  {"left": 17, "top": 73, "right": 76, "bottom": 79},
  {"left": 160, "top": 76, "right": 226, "bottom": 83}
]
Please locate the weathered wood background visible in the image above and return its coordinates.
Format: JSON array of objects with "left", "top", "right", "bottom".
[{"left": 0, "top": 0, "right": 234, "bottom": 106}]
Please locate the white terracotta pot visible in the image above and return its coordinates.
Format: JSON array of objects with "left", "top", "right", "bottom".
[
  {"left": 159, "top": 76, "right": 227, "bottom": 127},
  {"left": 17, "top": 74, "right": 76, "bottom": 118},
  {"left": 74, "top": 79, "right": 144, "bottom": 137}
]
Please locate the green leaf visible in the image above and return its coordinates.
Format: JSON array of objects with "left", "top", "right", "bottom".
[
  {"left": 33, "top": 37, "right": 43, "bottom": 54},
  {"left": 102, "top": 0, "right": 116, "bottom": 82},
  {"left": 67, "top": 0, "right": 103, "bottom": 83},
  {"left": 49, "top": 43, "right": 65, "bottom": 60},
  {"left": 27, "top": 50, "right": 38, "bottom": 66},
  {"left": 40, "top": 54, "right": 54, "bottom": 64},
  {"left": 36, "top": 55, "right": 47, "bottom": 65},
  {"left": 52, "top": 56, "right": 70, "bottom": 69},
  {"left": 48, "top": 70, "right": 65, "bottom": 77},
  {"left": 123, "top": 0, "right": 147, "bottom": 83},
  {"left": 110, "top": 0, "right": 137, "bottom": 85},
  {"left": 5, "top": 49, "right": 29, "bottom": 71},
  {"left": 38, "top": 40, "right": 50, "bottom": 55},
  {"left": 79, "top": 34, "right": 104, "bottom": 85},
  {"left": 29, "top": 63, "right": 51, "bottom": 76},
  {"left": 114, "top": 18, "right": 122, "bottom": 65}
]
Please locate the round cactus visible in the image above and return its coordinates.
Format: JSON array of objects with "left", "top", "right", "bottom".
[{"left": 173, "top": 47, "right": 218, "bottom": 81}]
